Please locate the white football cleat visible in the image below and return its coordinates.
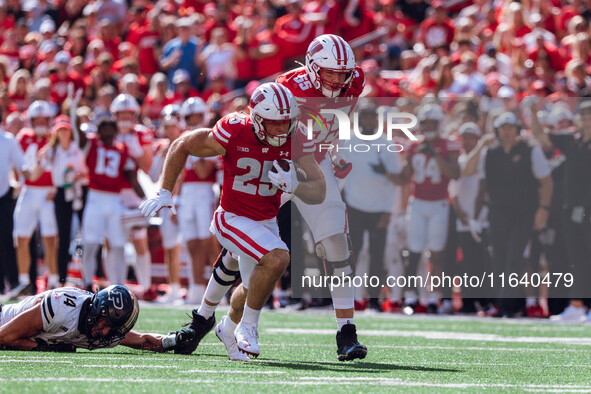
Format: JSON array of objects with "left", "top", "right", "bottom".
[
  {"left": 215, "top": 316, "right": 250, "bottom": 361},
  {"left": 234, "top": 322, "right": 260, "bottom": 358},
  {"left": 550, "top": 305, "right": 587, "bottom": 322}
]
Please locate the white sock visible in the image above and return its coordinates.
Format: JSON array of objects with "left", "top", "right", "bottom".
[
  {"left": 197, "top": 302, "right": 217, "bottom": 319},
  {"left": 223, "top": 314, "right": 238, "bottom": 333},
  {"left": 48, "top": 274, "right": 59, "bottom": 287},
  {"left": 241, "top": 305, "right": 261, "bottom": 328},
  {"left": 202, "top": 272, "right": 232, "bottom": 305},
  {"left": 169, "top": 283, "right": 180, "bottom": 296},
  {"left": 136, "top": 253, "right": 152, "bottom": 289},
  {"left": 18, "top": 273, "right": 30, "bottom": 286},
  {"left": 110, "top": 247, "right": 127, "bottom": 285},
  {"left": 336, "top": 318, "right": 353, "bottom": 332},
  {"left": 526, "top": 297, "right": 537, "bottom": 307}
]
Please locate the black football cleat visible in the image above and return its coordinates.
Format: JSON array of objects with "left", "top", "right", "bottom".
[
  {"left": 336, "top": 324, "right": 367, "bottom": 361},
  {"left": 175, "top": 310, "right": 216, "bottom": 354}
]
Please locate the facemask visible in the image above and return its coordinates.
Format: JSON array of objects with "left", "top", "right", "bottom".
[
  {"left": 34, "top": 126, "right": 48, "bottom": 135},
  {"left": 117, "top": 120, "right": 134, "bottom": 131}
]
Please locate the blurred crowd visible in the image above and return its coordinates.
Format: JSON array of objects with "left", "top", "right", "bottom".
[{"left": 0, "top": 0, "right": 590, "bottom": 319}]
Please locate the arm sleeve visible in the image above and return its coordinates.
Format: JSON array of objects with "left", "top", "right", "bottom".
[
  {"left": 531, "top": 146, "right": 551, "bottom": 179},
  {"left": 211, "top": 117, "right": 233, "bottom": 150}
]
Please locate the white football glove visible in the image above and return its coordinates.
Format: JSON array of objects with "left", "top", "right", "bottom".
[
  {"left": 139, "top": 189, "right": 177, "bottom": 217},
  {"left": 268, "top": 160, "right": 299, "bottom": 194}
]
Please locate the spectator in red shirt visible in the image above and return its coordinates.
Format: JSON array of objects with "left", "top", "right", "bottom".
[
  {"left": 126, "top": 5, "right": 149, "bottom": 45},
  {"left": 49, "top": 51, "right": 86, "bottom": 104},
  {"left": 506, "top": 2, "right": 531, "bottom": 38},
  {"left": 302, "top": 0, "right": 341, "bottom": 36},
  {"left": 126, "top": 9, "right": 160, "bottom": 77},
  {"left": 418, "top": 0, "right": 455, "bottom": 50},
  {"left": 275, "top": 0, "right": 316, "bottom": 61},
  {"left": 528, "top": 34, "right": 565, "bottom": 72},
  {"left": 203, "top": 3, "right": 237, "bottom": 44},
  {"left": 7, "top": 68, "right": 31, "bottom": 113},
  {"left": 339, "top": 0, "right": 376, "bottom": 41},
  {"left": 97, "top": 18, "right": 121, "bottom": 59},
  {"left": 249, "top": 10, "right": 285, "bottom": 80},
  {"left": 83, "top": 38, "right": 105, "bottom": 74}
]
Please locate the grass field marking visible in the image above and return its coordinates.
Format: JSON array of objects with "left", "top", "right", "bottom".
[
  {"left": 265, "top": 328, "right": 591, "bottom": 345},
  {"left": 179, "top": 370, "right": 286, "bottom": 374},
  {"left": 2, "top": 377, "right": 591, "bottom": 390}
]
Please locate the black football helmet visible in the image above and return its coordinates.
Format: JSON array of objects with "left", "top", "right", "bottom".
[{"left": 80, "top": 285, "right": 139, "bottom": 348}]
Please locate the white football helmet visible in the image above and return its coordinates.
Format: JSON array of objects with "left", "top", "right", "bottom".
[
  {"left": 249, "top": 82, "right": 299, "bottom": 147},
  {"left": 110, "top": 93, "right": 139, "bottom": 132},
  {"left": 417, "top": 103, "right": 444, "bottom": 140},
  {"left": 28, "top": 100, "right": 54, "bottom": 135},
  {"left": 180, "top": 97, "right": 208, "bottom": 128},
  {"left": 161, "top": 104, "right": 181, "bottom": 120},
  {"left": 548, "top": 104, "right": 573, "bottom": 129},
  {"left": 305, "top": 34, "right": 356, "bottom": 98},
  {"left": 110, "top": 93, "right": 140, "bottom": 115}
]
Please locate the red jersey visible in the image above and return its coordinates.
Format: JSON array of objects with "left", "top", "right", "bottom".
[
  {"left": 49, "top": 73, "right": 86, "bottom": 104},
  {"left": 127, "top": 28, "right": 160, "bottom": 76},
  {"left": 408, "top": 138, "right": 461, "bottom": 201},
  {"left": 85, "top": 134, "right": 132, "bottom": 193},
  {"left": 19, "top": 130, "right": 53, "bottom": 187},
  {"left": 277, "top": 66, "right": 365, "bottom": 163},
  {"left": 212, "top": 112, "right": 314, "bottom": 221},
  {"left": 184, "top": 156, "right": 218, "bottom": 184},
  {"left": 418, "top": 18, "right": 455, "bottom": 49}
]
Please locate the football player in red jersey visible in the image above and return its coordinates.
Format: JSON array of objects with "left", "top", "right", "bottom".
[
  {"left": 110, "top": 94, "right": 155, "bottom": 298},
  {"left": 400, "top": 103, "right": 461, "bottom": 314},
  {"left": 73, "top": 117, "right": 145, "bottom": 291},
  {"left": 141, "top": 82, "right": 325, "bottom": 360},
  {"left": 276, "top": 34, "right": 368, "bottom": 361},
  {"left": 10, "top": 101, "right": 59, "bottom": 299}
]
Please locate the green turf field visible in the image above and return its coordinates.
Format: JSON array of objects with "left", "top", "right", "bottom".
[{"left": 2, "top": 303, "right": 591, "bottom": 392}]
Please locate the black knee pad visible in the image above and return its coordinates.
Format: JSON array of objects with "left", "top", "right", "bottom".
[{"left": 212, "top": 248, "right": 241, "bottom": 286}]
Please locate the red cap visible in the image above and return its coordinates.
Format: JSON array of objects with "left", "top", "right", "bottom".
[{"left": 52, "top": 115, "right": 72, "bottom": 133}]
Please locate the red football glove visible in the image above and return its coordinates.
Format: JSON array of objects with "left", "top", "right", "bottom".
[{"left": 333, "top": 159, "right": 353, "bottom": 179}]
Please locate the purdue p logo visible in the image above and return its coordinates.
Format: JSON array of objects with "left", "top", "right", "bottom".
[{"left": 108, "top": 289, "right": 124, "bottom": 310}]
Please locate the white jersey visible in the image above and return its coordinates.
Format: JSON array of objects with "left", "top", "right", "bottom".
[{"left": 0, "top": 287, "right": 122, "bottom": 350}]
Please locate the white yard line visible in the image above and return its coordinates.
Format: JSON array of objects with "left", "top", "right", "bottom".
[
  {"left": 1, "top": 377, "right": 591, "bottom": 390},
  {"left": 265, "top": 328, "right": 591, "bottom": 346}
]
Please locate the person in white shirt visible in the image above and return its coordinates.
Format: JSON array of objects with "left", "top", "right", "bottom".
[
  {"left": 0, "top": 130, "right": 25, "bottom": 294},
  {"left": 343, "top": 106, "right": 405, "bottom": 311},
  {"left": 35, "top": 115, "right": 88, "bottom": 287}
]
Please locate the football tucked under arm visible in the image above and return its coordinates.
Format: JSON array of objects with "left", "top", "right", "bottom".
[{"left": 269, "top": 159, "right": 308, "bottom": 181}]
